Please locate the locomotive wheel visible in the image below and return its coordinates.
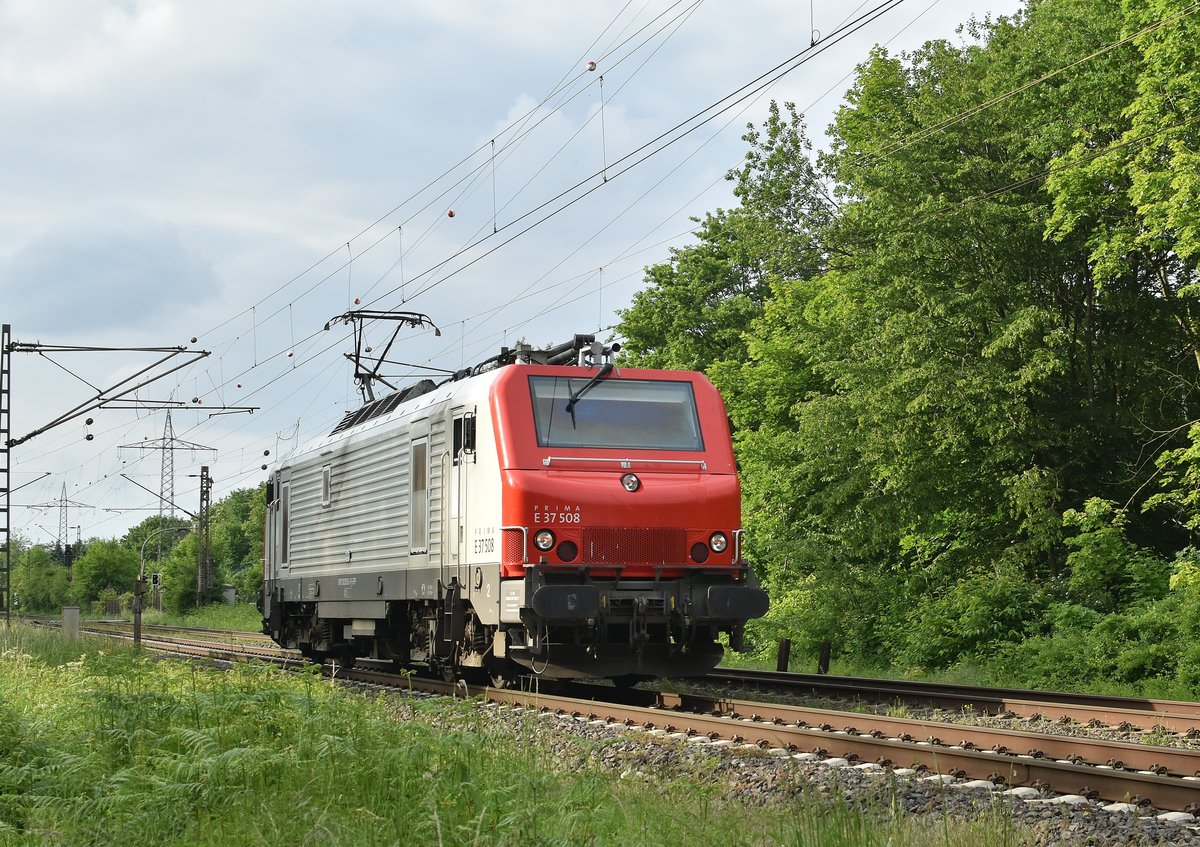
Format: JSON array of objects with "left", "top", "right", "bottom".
[
  {"left": 484, "top": 657, "right": 523, "bottom": 689},
  {"left": 333, "top": 645, "right": 357, "bottom": 670},
  {"left": 488, "top": 665, "right": 512, "bottom": 689}
]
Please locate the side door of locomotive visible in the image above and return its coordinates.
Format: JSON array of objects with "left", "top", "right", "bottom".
[{"left": 443, "top": 407, "right": 476, "bottom": 592}]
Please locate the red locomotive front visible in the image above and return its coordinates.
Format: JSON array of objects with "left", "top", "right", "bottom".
[{"left": 490, "top": 363, "right": 767, "bottom": 678}]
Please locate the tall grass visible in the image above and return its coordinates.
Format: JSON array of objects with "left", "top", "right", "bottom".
[
  {"left": 0, "top": 624, "right": 1026, "bottom": 846},
  {"left": 128, "top": 601, "right": 263, "bottom": 633}
]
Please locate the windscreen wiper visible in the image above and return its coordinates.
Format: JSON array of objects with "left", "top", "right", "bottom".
[{"left": 565, "top": 362, "right": 614, "bottom": 427}]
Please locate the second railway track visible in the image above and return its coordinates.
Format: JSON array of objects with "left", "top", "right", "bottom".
[{"left": 706, "top": 667, "right": 1200, "bottom": 733}]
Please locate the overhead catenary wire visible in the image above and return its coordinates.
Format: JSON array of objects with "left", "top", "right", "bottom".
[
  {"left": 369, "top": 0, "right": 911, "bottom": 311},
  {"left": 410, "top": 0, "right": 1197, "bottom": 386},
  {"left": 155, "top": 0, "right": 902, "bottom": 420},
  {"left": 194, "top": 0, "right": 705, "bottom": 355}
]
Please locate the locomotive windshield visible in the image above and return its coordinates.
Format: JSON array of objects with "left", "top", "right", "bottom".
[{"left": 529, "top": 375, "right": 704, "bottom": 451}]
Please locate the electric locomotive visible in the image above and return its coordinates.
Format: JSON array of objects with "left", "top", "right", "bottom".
[{"left": 261, "top": 334, "right": 768, "bottom": 681}]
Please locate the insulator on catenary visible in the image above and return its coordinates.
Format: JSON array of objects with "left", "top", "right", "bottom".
[{"left": 586, "top": 60, "right": 597, "bottom": 71}]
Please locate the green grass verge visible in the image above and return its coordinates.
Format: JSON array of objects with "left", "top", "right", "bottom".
[
  {"left": 120, "top": 601, "right": 264, "bottom": 633},
  {"left": 0, "top": 624, "right": 1027, "bottom": 847}
]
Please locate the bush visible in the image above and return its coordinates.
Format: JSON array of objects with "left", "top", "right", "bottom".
[
  {"left": 160, "top": 536, "right": 200, "bottom": 616},
  {"left": 896, "top": 568, "right": 1041, "bottom": 671},
  {"left": 985, "top": 630, "right": 1104, "bottom": 690},
  {"left": 90, "top": 587, "right": 124, "bottom": 618},
  {"left": 70, "top": 540, "right": 138, "bottom": 608},
  {"left": 1063, "top": 499, "right": 1171, "bottom": 612},
  {"left": 748, "top": 570, "right": 892, "bottom": 666}
]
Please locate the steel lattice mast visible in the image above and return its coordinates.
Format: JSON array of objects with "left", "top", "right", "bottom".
[{"left": 161, "top": 411, "right": 176, "bottom": 526}]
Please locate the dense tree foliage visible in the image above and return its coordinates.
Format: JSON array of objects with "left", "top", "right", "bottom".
[
  {"left": 210, "top": 484, "right": 267, "bottom": 601},
  {"left": 619, "top": 0, "right": 1200, "bottom": 689},
  {"left": 121, "top": 515, "right": 191, "bottom": 562},
  {"left": 11, "top": 543, "right": 70, "bottom": 613},
  {"left": 69, "top": 540, "right": 139, "bottom": 608}
]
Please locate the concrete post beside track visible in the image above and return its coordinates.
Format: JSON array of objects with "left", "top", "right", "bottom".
[{"left": 62, "top": 606, "right": 80, "bottom": 639}]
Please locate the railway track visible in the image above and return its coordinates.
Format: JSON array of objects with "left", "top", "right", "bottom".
[
  {"left": 49, "top": 620, "right": 1200, "bottom": 817},
  {"left": 706, "top": 668, "right": 1200, "bottom": 733}
]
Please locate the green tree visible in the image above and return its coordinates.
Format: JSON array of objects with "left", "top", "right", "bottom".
[
  {"left": 618, "top": 102, "right": 831, "bottom": 373},
  {"left": 1145, "top": 423, "right": 1200, "bottom": 537},
  {"left": 12, "top": 546, "right": 69, "bottom": 613},
  {"left": 160, "top": 535, "right": 200, "bottom": 615},
  {"left": 69, "top": 540, "right": 138, "bottom": 607},
  {"left": 121, "top": 515, "right": 191, "bottom": 560},
  {"left": 1044, "top": 0, "right": 1200, "bottom": 374},
  {"left": 210, "top": 484, "right": 266, "bottom": 599}
]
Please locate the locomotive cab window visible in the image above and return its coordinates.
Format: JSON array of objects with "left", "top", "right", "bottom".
[{"left": 529, "top": 376, "right": 704, "bottom": 451}]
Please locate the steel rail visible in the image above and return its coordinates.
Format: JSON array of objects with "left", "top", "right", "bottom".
[
  {"left": 84, "top": 620, "right": 277, "bottom": 644},
  {"left": 656, "top": 692, "right": 1200, "bottom": 779}
]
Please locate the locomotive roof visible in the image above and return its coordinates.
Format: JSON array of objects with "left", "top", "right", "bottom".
[{"left": 328, "top": 378, "right": 440, "bottom": 435}]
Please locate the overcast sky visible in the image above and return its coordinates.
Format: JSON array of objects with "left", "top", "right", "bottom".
[{"left": 2, "top": 0, "right": 1024, "bottom": 547}]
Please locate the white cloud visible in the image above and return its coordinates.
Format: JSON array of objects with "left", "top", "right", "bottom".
[{"left": 0, "top": 212, "right": 217, "bottom": 333}]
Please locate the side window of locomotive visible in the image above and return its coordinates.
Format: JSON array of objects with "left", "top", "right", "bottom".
[
  {"left": 321, "top": 464, "right": 332, "bottom": 507},
  {"left": 410, "top": 439, "right": 429, "bottom": 553},
  {"left": 528, "top": 376, "right": 705, "bottom": 451},
  {"left": 452, "top": 414, "right": 477, "bottom": 466},
  {"left": 280, "top": 481, "right": 290, "bottom": 566}
]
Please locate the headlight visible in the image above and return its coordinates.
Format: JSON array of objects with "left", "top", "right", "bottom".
[
  {"left": 709, "top": 532, "right": 728, "bottom": 553},
  {"left": 534, "top": 529, "right": 556, "bottom": 551},
  {"left": 620, "top": 472, "right": 640, "bottom": 492}
]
